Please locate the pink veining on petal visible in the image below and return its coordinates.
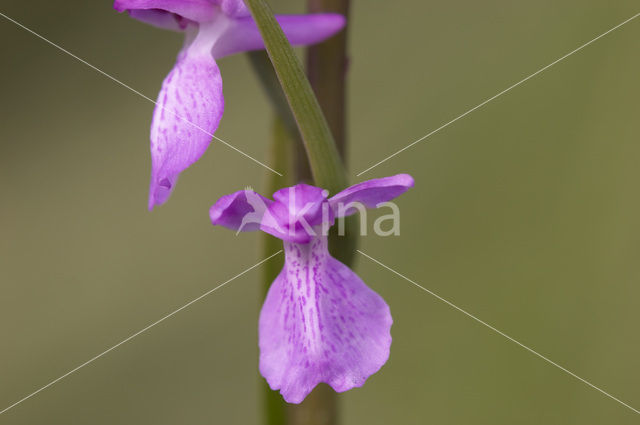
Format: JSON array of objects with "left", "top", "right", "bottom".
[
  {"left": 259, "top": 236, "right": 392, "bottom": 403},
  {"left": 148, "top": 25, "right": 224, "bottom": 209}
]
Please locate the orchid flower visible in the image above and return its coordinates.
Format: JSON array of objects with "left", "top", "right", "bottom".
[
  {"left": 209, "top": 174, "right": 414, "bottom": 403},
  {"left": 113, "top": 1, "right": 345, "bottom": 210}
]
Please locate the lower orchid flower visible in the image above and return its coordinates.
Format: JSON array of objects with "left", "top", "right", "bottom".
[
  {"left": 113, "top": 0, "right": 345, "bottom": 209},
  {"left": 209, "top": 174, "right": 414, "bottom": 403}
]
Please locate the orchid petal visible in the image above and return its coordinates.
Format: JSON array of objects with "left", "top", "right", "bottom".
[
  {"left": 271, "top": 184, "right": 328, "bottom": 225},
  {"left": 329, "top": 174, "right": 415, "bottom": 217},
  {"left": 260, "top": 202, "right": 314, "bottom": 244},
  {"left": 126, "top": 9, "right": 189, "bottom": 32},
  {"left": 259, "top": 237, "right": 392, "bottom": 403},
  {"left": 259, "top": 184, "right": 333, "bottom": 244},
  {"left": 211, "top": 14, "right": 346, "bottom": 58},
  {"left": 113, "top": 0, "right": 216, "bottom": 23},
  {"left": 209, "top": 189, "right": 273, "bottom": 232},
  {"left": 148, "top": 22, "right": 226, "bottom": 210},
  {"left": 218, "top": 0, "right": 250, "bottom": 18}
]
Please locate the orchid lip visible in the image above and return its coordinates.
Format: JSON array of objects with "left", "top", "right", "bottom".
[{"left": 259, "top": 235, "right": 392, "bottom": 403}]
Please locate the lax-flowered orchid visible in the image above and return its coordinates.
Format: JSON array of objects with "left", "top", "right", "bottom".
[
  {"left": 113, "top": 0, "right": 345, "bottom": 209},
  {"left": 209, "top": 174, "right": 414, "bottom": 403}
]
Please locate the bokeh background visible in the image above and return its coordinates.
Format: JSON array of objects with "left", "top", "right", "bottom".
[{"left": 1, "top": 1, "right": 639, "bottom": 424}]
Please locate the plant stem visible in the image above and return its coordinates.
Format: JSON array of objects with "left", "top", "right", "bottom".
[
  {"left": 261, "top": 117, "right": 292, "bottom": 425},
  {"left": 247, "top": 51, "right": 298, "bottom": 139},
  {"left": 247, "top": 51, "right": 313, "bottom": 183},
  {"left": 249, "top": 49, "right": 314, "bottom": 425},
  {"left": 285, "top": 385, "right": 338, "bottom": 425},
  {"left": 246, "top": 1, "right": 353, "bottom": 424},
  {"left": 284, "top": 2, "right": 353, "bottom": 424},
  {"left": 244, "top": 0, "right": 348, "bottom": 195},
  {"left": 306, "top": 0, "right": 350, "bottom": 160},
  {"left": 304, "top": 0, "right": 357, "bottom": 268}
]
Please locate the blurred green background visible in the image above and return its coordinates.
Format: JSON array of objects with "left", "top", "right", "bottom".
[{"left": 1, "top": 1, "right": 639, "bottom": 424}]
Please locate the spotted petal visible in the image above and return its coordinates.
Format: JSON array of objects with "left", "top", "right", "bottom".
[
  {"left": 259, "top": 237, "right": 392, "bottom": 403},
  {"left": 148, "top": 23, "right": 224, "bottom": 210}
]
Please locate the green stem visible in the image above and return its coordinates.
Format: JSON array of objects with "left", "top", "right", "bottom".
[
  {"left": 249, "top": 50, "right": 314, "bottom": 425},
  {"left": 306, "top": 0, "right": 350, "bottom": 160},
  {"left": 247, "top": 2, "right": 353, "bottom": 424},
  {"left": 304, "top": 0, "right": 356, "bottom": 268},
  {"left": 285, "top": 3, "right": 353, "bottom": 424},
  {"left": 247, "top": 51, "right": 313, "bottom": 183},
  {"left": 244, "top": 0, "right": 348, "bottom": 195},
  {"left": 247, "top": 51, "right": 298, "bottom": 139},
  {"left": 261, "top": 117, "right": 292, "bottom": 425}
]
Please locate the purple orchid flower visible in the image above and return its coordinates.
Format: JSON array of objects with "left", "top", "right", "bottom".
[
  {"left": 113, "top": 1, "right": 346, "bottom": 210},
  {"left": 209, "top": 174, "right": 414, "bottom": 403}
]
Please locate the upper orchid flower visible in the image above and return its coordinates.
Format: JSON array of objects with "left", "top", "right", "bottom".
[
  {"left": 209, "top": 174, "right": 414, "bottom": 403},
  {"left": 113, "top": 1, "right": 346, "bottom": 210}
]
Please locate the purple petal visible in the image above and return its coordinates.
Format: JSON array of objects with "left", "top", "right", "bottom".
[
  {"left": 113, "top": 0, "right": 216, "bottom": 23},
  {"left": 260, "top": 202, "right": 314, "bottom": 244},
  {"left": 259, "top": 184, "right": 333, "bottom": 244},
  {"left": 259, "top": 237, "right": 392, "bottom": 403},
  {"left": 210, "top": 190, "right": 273, "bottom": 232},
  {"left": 211, "top": 14, "right": 346, "bottom": 58},
  {"left": 218, "top": 0, "right": 250, "bottom": 18},
  {"left": 126, "top": 9, "right": 190, "bottom": 32},
  {"left": 272, "top": 184, "right": 328, "bottom": 224},
  {"left": 329, "top": 174, "right": 414, "bottom": 217},
  {"left": 148, "top": 24, "right": 224, "bottom": 210}
]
